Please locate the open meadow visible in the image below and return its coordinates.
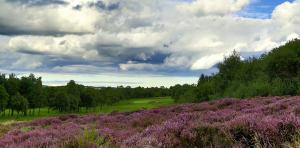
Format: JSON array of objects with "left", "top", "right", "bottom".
[
  {"left": 0, "top": 97, "right": 174, "bottom": 122},
  {"left": 2, "top": 96, "right": 300, "bottom": 147}
]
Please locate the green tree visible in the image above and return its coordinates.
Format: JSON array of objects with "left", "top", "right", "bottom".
[
  {"left": 197, "top": 73, "right": 206, "bottom": 86},
  {"left": 53, "top": 91, "right": 70, "bottom": 116},
  {"left": 11, "top": 93, "right": 29, "bottom": 119},
  {"left": 34, "top": 77, "right": 43, "bottom": 116},
  {"left": 266, "top": 39, "right": 300, "bottom": 79},
  {"left": 66, "top": 80, "right": 78, "bottom": 96},
  {"left": 177, "top": 89, "right": 197, "bottom": 104},
  {"left": 45, "top": 87, "right": 56, "bottom": 113},
  {"left": 0, "top": 74, "right": 12, "bottom": 116},
  {"left": 196, "top": 82, "right": 213, "bottom": 102},
  {"left": 217, "top": 50, "right": 242, "bottom": 94},
  {"left": 7, "top": 73, "right": 19, "bottom": 117},
  {"left": 66, "top": 80, "right": 80, "bottom": 113},
  {"left": 0, "top": 85, "right": 9, "bottom": 114},
  {"left": 68, "top": 94, "right": 80, "bottom": 113},
  {"left": 19, "top": 75, "right": 36, "bottom": 116},
  {"left": 81, "top": 87, "right": 96, "bottom": 113}
]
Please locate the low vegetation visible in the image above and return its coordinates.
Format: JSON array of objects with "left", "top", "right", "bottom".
[{"left": 1, "top": 96, "right": 300, "bottom": 147}]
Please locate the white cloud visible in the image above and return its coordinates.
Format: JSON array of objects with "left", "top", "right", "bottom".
[
  {"left": 11, "top": 55, "right": 44, "bottom": 69},
  {"left": 119, "top": 63, "right": 160, "bottom": 71},
  {"left": 190, "top": 53, "right": 224, "bottom": 70},
  {"left": 176, "top": 0, "right": 250, "bottom": 17},
  {"left": 0, "top": 0, "right": 162, "bottom": 35}
]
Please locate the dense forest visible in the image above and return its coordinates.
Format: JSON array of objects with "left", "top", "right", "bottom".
[
  {"left": 1, "top": 39, "right": 300, "bottom": 118},
  {"left": 0, "top": 74, "right": 170, "bottom": 118},
  {"left": 173, "top": 38, "right": 300, "bottom": 103}
]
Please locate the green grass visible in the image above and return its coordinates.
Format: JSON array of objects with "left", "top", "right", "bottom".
[{"left": 0, "top": 97, "right": 174, "bottom": 123}]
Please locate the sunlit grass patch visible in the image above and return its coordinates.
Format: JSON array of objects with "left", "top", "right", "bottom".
[
  {"left": 0, "top": 120, "right": 24, "bottom": 126},
  {"left": 149, "top": 100, "right": 165, "bottom": 103}
]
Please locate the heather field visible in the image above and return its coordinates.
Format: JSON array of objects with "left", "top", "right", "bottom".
[{"left": 2, "top": 96, "right": 300, "bottom": 147}]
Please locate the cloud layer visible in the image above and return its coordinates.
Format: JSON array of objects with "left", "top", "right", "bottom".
[{"left": 1, "top": 0, "right": 300, "bottom": 86}]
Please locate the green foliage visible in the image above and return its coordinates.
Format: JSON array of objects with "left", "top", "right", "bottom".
[
  {"left": 0, "top": 85, "right": 9, "bottom": 113},
  {"left": 196, "top": 82, "right": 213, "bottom": 102},
  {"left": 177, "top": 95, "right": 185, "bottom": 104},
  {"left": 217, "top": 50, "right": 242, "bottom": 92},
  {"left": 11, "top": 93, "right": 29, "bottom": 119},
  {"left": 265, "top": 39, "right": 300, "bottom": 79},
  {"left": 19, "top": 75, "right": 36, "bottom": 109},
  {"left": 66, "top": 80, "right": 78, "bottom": 96},
  {"left": 247, "top": 72, "right": 271, "bottom": 97},
  {"left": 81, "top": 87, "right": 96, "bottom": 112},
  {"left": 68, "top": 94, "right": 80, "bottom": 113},
  {"left": 52, "top": 91, "right": 70, "bottom": 115},
  {"left": 77, "top": 122, "right": 113, "bottom": 147},
  {"left": 232, "top": 83, "right": 249, "bottom": 99}
]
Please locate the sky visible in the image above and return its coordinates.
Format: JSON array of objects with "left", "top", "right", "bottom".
[{"left": 0, "top": 0, "right": 299, "bottom": 88}]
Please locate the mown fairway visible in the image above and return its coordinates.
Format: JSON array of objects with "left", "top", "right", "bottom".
[{"left": 0, "top": 97, "right": 173, "bottom": 122}]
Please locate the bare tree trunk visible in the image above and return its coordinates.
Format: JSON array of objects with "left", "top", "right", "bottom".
[
  {"left": 29, "top": 109, "right": 31, "bottom": 116},
  {"left": 32, "top": 108, "right": 35, "bottom": 116},
  {"left": 8, "top": 108, "right": 10, "bottom": 117},
  {"left": 48, "top": 107, "right": 50, "bottom": 113},
  {"left": 86, "top": 107, "right": 88, "bottom": 113},
  {"left": 11, "top": 109, "right": 14, "bottom": 116},
  {"left": 17, "top": 112, "right": 19, "bottom": 119}
]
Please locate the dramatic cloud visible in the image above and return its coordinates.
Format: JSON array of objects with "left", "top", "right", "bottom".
[
  {"left": 1, "top": 0, "right": 300, "bottom": 87},
  {"left": 0, "top": 0, "right": 160, "bottom": 36}
]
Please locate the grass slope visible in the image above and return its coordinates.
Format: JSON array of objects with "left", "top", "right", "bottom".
[{"left": 0, "top": 97, "right": 173, "bottom": 122}]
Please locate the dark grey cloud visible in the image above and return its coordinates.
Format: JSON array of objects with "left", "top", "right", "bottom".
[
  {"left": 59, "top": 40, "right": 66, "bottom": 45},
  {"left": 0, "top": 26, "right": 86, "bottom": 36},
  {"left": 85, "top": 1, "right": 120, "bottom": 11},
  {"left": 5, "top": 0, "right": 69, "bottom": 7},
  {"left": 14, "top": 49, "right": 46, "bottom": 55},
  {"left": 89, "top": 1, "right": 105, "bottom": 9},
  {"left": 163, "top": 44, "right": 169, "bottom": 48},
  {"left": 73, "top": 5, "right": 82, "bottom": 10},
  {"left": 108, "top": 2, "right": 120, "bottom": 11},
  {"left": 131, "top": 53, "right": 171, "bottom": 64},
  {"left": 94, "top": 45, "right": 155, "bottom": 62}
]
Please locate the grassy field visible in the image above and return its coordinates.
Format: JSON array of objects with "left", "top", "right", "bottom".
[{"left": 0, "top": 97, "right": 174, "bottom": 123}]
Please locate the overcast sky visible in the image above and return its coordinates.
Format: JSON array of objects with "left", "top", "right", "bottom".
[{"left": 0, "top": 0, "right": 299, "bottom": 87}]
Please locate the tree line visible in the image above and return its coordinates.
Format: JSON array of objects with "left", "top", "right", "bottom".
[
  {"left": 171, "top": 38, "right": 300, "bottom": 103},
  {"left": 0, "top": 74, "right": 170, "bottom": 119}
]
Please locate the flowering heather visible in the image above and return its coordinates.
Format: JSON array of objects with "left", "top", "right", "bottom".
[{"left": 2, "top": 96, "right": 300, "bottom": 147}]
